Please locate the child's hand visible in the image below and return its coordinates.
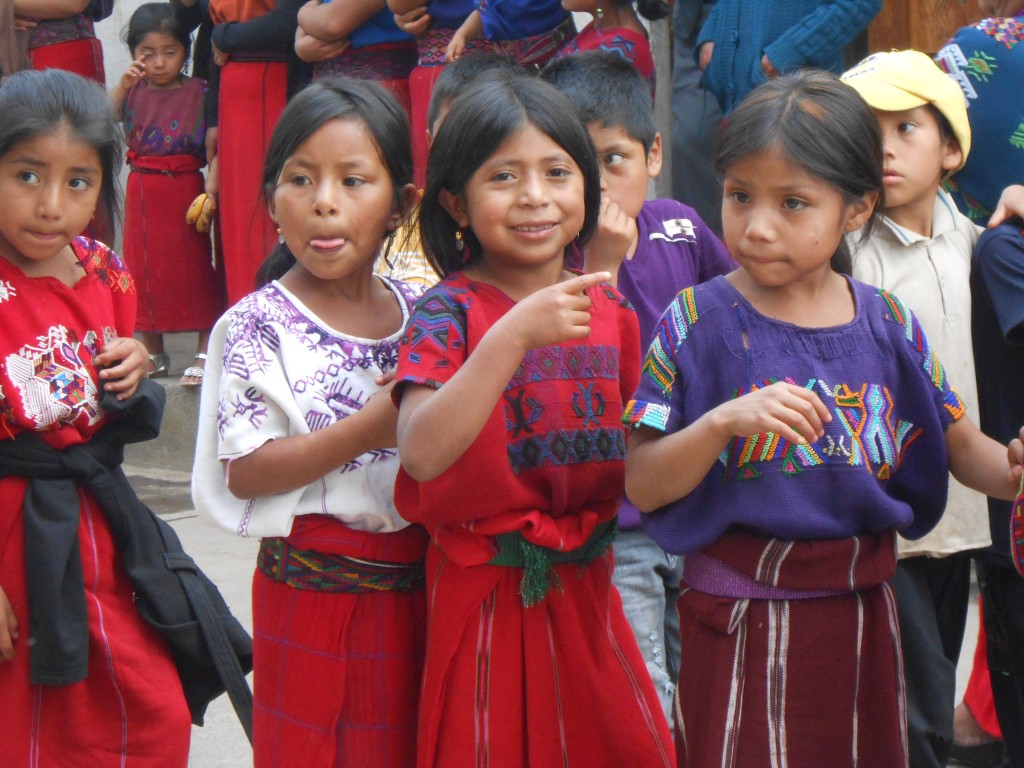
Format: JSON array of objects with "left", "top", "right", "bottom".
[
  {"left": 445, "top": 30, "right": 467, "bottom": 61},
  {"left": 1007, "top": 426, "right": 1024, "bottom": 483},
  {"left": 710, "top": 381, "right": 831, "bottom": 446},
  {"left": 119, "top": 57, "right": 146, "bottom": 91},
  {"left": 698, "top": 41, "right": 714, "bottom": 70},
  {"left": 583, "top": 195, "right": 637, "bottom": 280},
  {"left": 212, "top": 42, "right": 228, "bottom": 67},
  {"left": 94, "top": 337, "right": 148, "bottom": 400},
  {"left": 13, "top": 15, "right": 36, "bottom": 31},
  {"left": 497, "top": 271, "right": 612, "bottom": 352},
  {"left": 294, "top": 26, "right": 349, "bottom": 62},
  {"left": 0, "top": 585, "right": 18, "bottom": 663},
  {"left": 394, "top": 7, "right": 431, "bottom": 35},
  {"left": 989, "top": 184, "right": 1024, "bottom": 228}
]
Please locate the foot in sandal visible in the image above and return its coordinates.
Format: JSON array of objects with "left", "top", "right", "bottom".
[{"left": 180, "top": 353, "right": 207, "bottom": 389}]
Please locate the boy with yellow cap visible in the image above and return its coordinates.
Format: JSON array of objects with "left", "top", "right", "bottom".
[{"left": 841, "top": 49, "right": 983, "bottom": 768}]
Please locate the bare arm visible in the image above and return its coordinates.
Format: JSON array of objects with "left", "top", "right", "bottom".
[
  {"left": 108, "top": 58, "right": 146, "bottom": 113},
  {"left": 398, "top": 271, "right": 611, "bottom": 481},
  {"left": 626, "top": 382, "right": 831, "bottom": 511},
  {"left": 13, "top": 0, "right": 88, "bottom": 18},
  {"left": 227, "top": 382, "right": 398, "bottom": 498},
  {"left": 989, "top": 184, "right": 1024, "bottom": 228},
  {"left": 297, "top": 0, "right": 384, "bottom": 41},
  {"left": 445, "top": 9, "right": 481, "bottom": 60},
  {"left": 946, "top": 417, "right": 1024, "bottom": 501},
  {"left": 387, "top": 0, "right": 427, "bottom": 16}
]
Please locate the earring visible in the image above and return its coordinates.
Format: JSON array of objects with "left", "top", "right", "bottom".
[
  {"left": 596, "top": 6, "right": 604, "bottom": 32},
  {"left": 382, "top": 229, "right": 397, "bottom": 270},
  {"left": 277, "top": 227, "right": 284, "bottom": 244},
  {"left": 455, "top": 229, "right": 464, "bottom": 252}
]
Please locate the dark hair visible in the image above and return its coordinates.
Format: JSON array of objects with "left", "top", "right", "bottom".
[
  {"left": 0, "top": 69, "right": 123, "bottom": 240},
  {"left": 421, "top": 75, "right": 600, "bottom": 277},
  {"left": 256, "top": 76, "right": 413, "bottom": 286},
  {"left": 123, "top": 2, "right": 192, "bottom": 66},
  {"left": 426, "top": 52, "right": 527, "bottom": 131},
  {"left": 623, "top": 0, "right": 669, "bottom": 22},
  {"left": 540, "top": 50, "right": 656, "bottom": 151},
  {"left": 715, "top": 70, "right": 884, "bottom": 274}
]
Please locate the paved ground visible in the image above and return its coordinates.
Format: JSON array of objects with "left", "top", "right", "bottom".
[{"left": 133, "top": 332, "right": 983, "bottom": 766}]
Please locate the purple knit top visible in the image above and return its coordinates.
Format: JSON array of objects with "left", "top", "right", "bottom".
[{"left": 624, "top": 275, "right": 965, "bottom": 555}]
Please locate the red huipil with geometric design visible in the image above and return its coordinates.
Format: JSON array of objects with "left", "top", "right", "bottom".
[{"left": 0, "top": 238, "right": 191, "bottom": 767}]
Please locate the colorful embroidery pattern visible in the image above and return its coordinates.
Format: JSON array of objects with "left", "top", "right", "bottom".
[
  {"left": 643, "top": 286, "right": 698, "bottom": 395},
  {"left": 979, "top": 16, "right": 1024, "bottom": 49},
  {"left": 0, "top": 280, "right": 15, "bottom": 304},
  {"left": 966, "top": 49, "right": 998, "bottom": 82},
  {"left": 622, "top": 399, "right": 670, "bottom": 431},
  {"left": 878, "top": 290, "right": 955, "bottom": 395},
  {"left": 507, "top": 427, "right": 625, "bottom": 474},
  {"left": 509, "top": 344, "right": 619, "bottom": 388},
  {"left": 1012, "top": 472, "right": 1024, "bottom": 577},
  {"left": 401, "top": 286, "right": 469, "bottom": 368},
  {"left": 75, "top": 237, "right": 134, "bottom": 295}
]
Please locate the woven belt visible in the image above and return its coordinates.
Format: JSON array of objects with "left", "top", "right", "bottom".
[
  {"left": 683, "top": 552, "right": 847, "bottom": 600},
  {"left": 488, "top": 518, "right": 617, "bottom": 607},
  {"left": 257, "top": 537, "right": 425, "bottom": 593}
]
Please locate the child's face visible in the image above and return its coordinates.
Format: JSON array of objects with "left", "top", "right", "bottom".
[
  {"left": 269, "top": 117, "right": 411, "bottom": 285},
  {"left": 588, "top": 123, "right": 661, "bottom": 220},
  {"left": 133, "top": 31, "right": 187, "bottom": 88},
  {"left": 875, "top": 106, "right": 962, "bottom": 232},
  {"left": 0, "top": 126, "right": 101, "bottom": 272},
  {"left": 721, "top": 145, "right": 875, "bottom": 291},
  {"left": 441, "top": 122, "right": 586, "bottom": 275}
]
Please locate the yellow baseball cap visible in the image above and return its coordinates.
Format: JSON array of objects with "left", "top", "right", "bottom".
[{"left": 841, "top": 50, "right": 970, "bottom": 169}]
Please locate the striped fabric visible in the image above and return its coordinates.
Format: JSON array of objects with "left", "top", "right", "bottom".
[
  {"left": 674, "top": 530, "right": 907, "bottom": 768},
  {"left": 253, "top": 515, "right": 428, "bottom": 768}
]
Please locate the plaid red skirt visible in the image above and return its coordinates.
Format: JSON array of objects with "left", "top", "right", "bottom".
[
  {"left": 675, "top": 530, "right": 906, "bottom": 768},
  {"left": 218, "top": 60, "right": 287, "bottom": 304},
  {"left": 123, "top": 153, "right": 224, "bottom": 333},
  {"left": 253, "top": 515, "right": 428, "bottom": 768},
  {"left": 417, "top": 541, "right": 675, "bottom": 768},
  {"left": 0, "top": 480, "right": 191, "bottom": 767}
]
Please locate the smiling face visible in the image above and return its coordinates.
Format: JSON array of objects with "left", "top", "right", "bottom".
[
  {"left": 874, "top": 106, "right": 962, "bottom": 233},
  {"left": 589, "top": 122, "right": 661, "bottom": 219},
  {"left": 269, "top": 117, "right": 406, "bottom": 286},
  {"left": 441, "top": 122, "right": 586, "bottom": 281},
  {"left": 0, "top": 126, "right": 101, "bottom": 274},
  {"left": 722, "top": 145, "right": 875, "bottom": 292},
  {"left": 133, "top": 30, "right": 187, "bottom": 88}
]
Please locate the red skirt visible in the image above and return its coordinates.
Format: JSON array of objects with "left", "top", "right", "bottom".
[
  {"left": 253, "top": 515, "right": 428, "bottom": 768},
  {"left": 218, "top": 60, "right": 287, "bottom": 304},
  {"left": 418, "top": 541, "right": 675, "bottom": 768},
  {"left": 30, "top": 37, "right": 105, "bottom": 84},
  {"left": 675, "top": 530, "right": 906, "bottom": 768},
  {"left": 0, "top": 479, "right": 191, "bottom": 768},
  {"left": 409, "top": 65, "right": 445, "bottom": 189},
  {"left": 123, "top": 154, "right": 225, "bottom": 333}
]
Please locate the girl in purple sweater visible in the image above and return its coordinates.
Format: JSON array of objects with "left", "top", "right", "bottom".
[{"left": 624, "top": 70, "right": 1024, "bottom": 768}]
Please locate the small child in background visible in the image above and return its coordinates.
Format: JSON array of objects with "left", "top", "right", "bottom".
[
  {"left": 394, "top": 75, "right": 674, "bottom": 767},
  {"left": 109, "top": 2, "right": 224, "bottom": 389},
  {"left": 445, "top": 0, "right": 575, "bottom": 66},
  {"left": 551, "top": 0, "right": 666, "bottom": 96},
  {"left": 375, "top": 51, "right": 524, "bottom": 286},
  {"left": 0, "top": 68, "right": 190, "bottom": 766},
  {"left": 541, "top": 49, "right": 733, "bottom": 720},
  {"left": 840, "top": 50, "right": 985, "bottom": 767},
  {"left": 192, "top": 77, "right": 425, "bottom": 768},
  {"left": 624, "top": 70, "right": 1024, "bottom": 767}
]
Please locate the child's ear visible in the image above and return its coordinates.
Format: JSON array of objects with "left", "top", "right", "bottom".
[
  {"left": 389, "top": 183, "right": 420, "bottom": 230},
  {"left": 438, "top": 188, "right": 470, "bottom": 227},
  {"left": 843, "top": 190, "right": 879, "bottom": 233},
  {"left": 941, "top": 136, "right": 964, "bottom": 174},
  {"left": 646, "top": 133, "right": 663, "bottom": 179},
  {"left": 267, "top": 198, "right": 278, "bottom": 225}
]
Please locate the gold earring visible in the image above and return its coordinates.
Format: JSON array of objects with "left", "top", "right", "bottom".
[
  {"left": 455, "top": 230, "right": 464, "bottom": 252},
  {"left": 277, "top": 227, "right": 284, "bottom": 245}
]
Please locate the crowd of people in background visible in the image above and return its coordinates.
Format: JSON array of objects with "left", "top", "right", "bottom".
[{"left": 2, "top": 1, "right": 1024, "bottom": 767}]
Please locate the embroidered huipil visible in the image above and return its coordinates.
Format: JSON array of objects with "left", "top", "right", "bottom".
[
  {"left": 393, "top": 272, "right": 640, "bottom": 564},
  {"left": 193, "top": 277, "right": 423, "bottom": 538},
  {"left": 625, "top": 275, "right": 965, "bottom": 555}
]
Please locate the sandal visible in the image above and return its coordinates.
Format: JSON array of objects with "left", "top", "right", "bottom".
[
  {"left": 148, "top": 351, "right": 170, "bottom": 379},
  {"left": 181, "top": 353, "right": 207, "bottom": 389}
]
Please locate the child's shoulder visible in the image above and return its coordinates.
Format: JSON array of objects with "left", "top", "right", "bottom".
[
  {"left": 638, "top": 198, "right": 715, "bottom": 243},
  {"left": 73, "top": 237, "right": 134, "bottom": 295}
]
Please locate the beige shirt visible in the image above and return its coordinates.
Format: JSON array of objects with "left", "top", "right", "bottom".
[{"left": 848, "top": 189, "right": 988, "bottom": 557}]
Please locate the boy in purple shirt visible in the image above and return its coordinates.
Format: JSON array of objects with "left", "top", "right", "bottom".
[{"left": 542, "top": 50, "right": 735, "bottom": 721}]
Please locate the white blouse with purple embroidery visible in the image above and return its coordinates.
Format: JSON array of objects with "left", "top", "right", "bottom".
[{"left": 192, "top": 276, "right": 422, "bottom": 538}]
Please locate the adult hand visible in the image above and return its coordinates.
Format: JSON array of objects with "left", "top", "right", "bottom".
[
  {"left": 394, "top": 7, "right": 431, "bottom": 35},
  {"left": 699, "top": 41, "right": 714, "bottom": 70},
  {"left": 761, "top": 54, "right": 779, "bottom": 78}
]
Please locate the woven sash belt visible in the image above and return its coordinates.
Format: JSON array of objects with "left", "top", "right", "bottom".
[
  {"left": 488, "top": 518, "right": 618, "bottom": 607},
  {"left": 257, "top": 538, "right": 425, "bottom": 593}
]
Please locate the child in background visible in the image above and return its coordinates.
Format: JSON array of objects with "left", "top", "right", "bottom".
[
  {"left": 551, "top": 0, "right": 666, "bottom": 96},
  {"left": 394, "top": 75, "right": 674, "bottom": 767},
  {"left": 192, "top": 76, "right": 424, "bottom": 768},
  {"left": 0, "top": 69, "right": 190, "bottom": 767},
  {"left": 110, "top": 3, "right": 223, "bottom": 389},
  {"left": 840, "top": 49, "right": 987, "bottom": 768},
  {"left": 375, "top": 52, "right": 523, "bottom": 287},
  {"left": 541, "top": 50, "right": 733, "bottom": 720},
  {"left": 444, "top": 0, "right": 575, "bottom": 65},
  {"left": 295, "top": 0, "right": 416, "bottom": 111},
  {"left": 623, "top": 70, "right": 1024, "bottom": 767}
]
